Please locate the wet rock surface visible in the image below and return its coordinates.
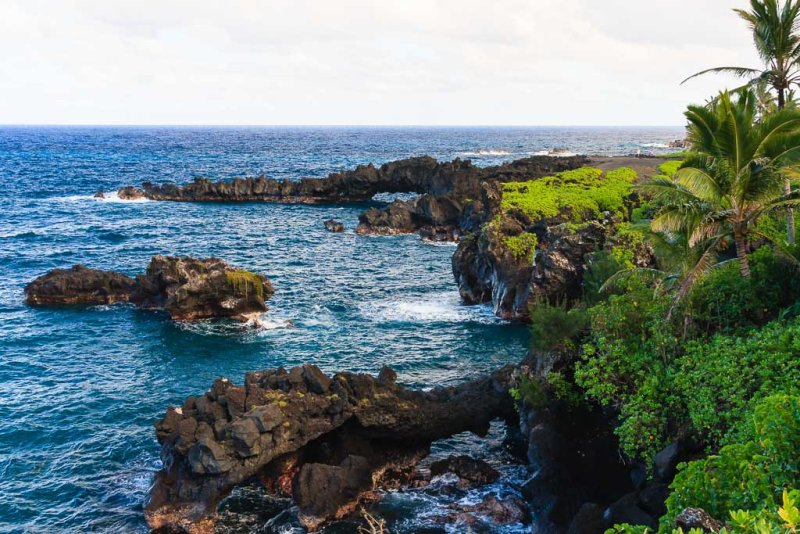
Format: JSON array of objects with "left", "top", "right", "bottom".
[
  {"left": 24, "top": 265, "right": 136, "bottom": 306},
  {"left": 429, "top": 455, "right": 500, "bottom": 487},
  {"left": 145, "top": 363, "right": 516, "bottom": 532},
  {"left": 25, "top": 256, "right": 273, "bottom": 321}
]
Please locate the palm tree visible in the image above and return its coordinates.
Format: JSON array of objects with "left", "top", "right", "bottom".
[
  {"left": 682, "top": 0, "right": 800, "bottom": 242},
  {"left": 645, "top": 90, "right": 800, "bottom": 288}
]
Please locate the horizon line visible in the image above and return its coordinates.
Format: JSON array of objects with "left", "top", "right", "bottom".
[{"left": 0, "top": 123, "right": 686, "bottom": 129}]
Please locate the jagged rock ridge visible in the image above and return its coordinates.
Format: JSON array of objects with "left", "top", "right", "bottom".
[{"left": 145, "top": 363, "right": 516, "bottom": 532}]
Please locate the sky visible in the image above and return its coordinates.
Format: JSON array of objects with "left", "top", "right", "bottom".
[{"left": 0, "top": 0, "right": 762, "bottom": 126}]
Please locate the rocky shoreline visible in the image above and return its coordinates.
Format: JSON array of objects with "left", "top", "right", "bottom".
[
  {"left": 64, "top": 154, "right": 684, "bottom": 531},
  {"left": 119, "top": 155, "right": 591, "bottom": 239}
]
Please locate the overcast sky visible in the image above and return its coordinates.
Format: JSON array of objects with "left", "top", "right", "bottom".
[{"left": 0, "top": 0, "right": 761, "bottom": 126}]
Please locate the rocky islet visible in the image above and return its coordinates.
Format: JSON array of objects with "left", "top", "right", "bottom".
[{"left": 25, "top": 255, "right": 273, "bottom": 322}]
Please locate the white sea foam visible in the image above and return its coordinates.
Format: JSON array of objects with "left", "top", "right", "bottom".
[
  {"left": 530, "top": 149, "right": 579, "bottom": 157},
  {"left": 640, "top": 143, "right": 670, "bottom": 148},
  {"left": 359, "top": 291, "right": 498, "bottom": 324},
  {"left": 458, "top": 149, "right": 512, "bottom": 157},
  {"left": 54, "top": 192, "right": 150, "bottom": 203}
]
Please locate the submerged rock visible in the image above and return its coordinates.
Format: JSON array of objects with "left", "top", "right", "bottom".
[
  {"left": 24, "top": 265, "right": 136, "bottom": 306},
  {"left": 145, "top": 364, "right": 516, "bottom": 532},
  {"left": 429, "top": 455, "right": 500, "bottom": 487},
  {"left": 438, "top": 495, "right": 530, "bottom": 527},
  {"left": 323, "top": 219, "right": 345, "bottom": 232},
  {"left": 25, "top": 256, "right": 273, "bottom": 322}
]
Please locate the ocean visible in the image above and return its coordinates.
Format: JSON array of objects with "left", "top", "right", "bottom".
[{"left": 0, "top": 126, "right": 684, "bottom": 533}]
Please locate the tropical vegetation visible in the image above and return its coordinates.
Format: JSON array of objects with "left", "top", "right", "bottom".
[{"left": 516, "top": 3, "right": 800, "bottom": 532}]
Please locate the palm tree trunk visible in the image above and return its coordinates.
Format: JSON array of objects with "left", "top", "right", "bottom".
[
  {"left": 779, "top": 87, "right": 786, "bottom": 109},
  {"left": 787, "top": 177, "right": 796, "bottom": 244},
  {"left": 735, "top": 235, "right": 751, "bottom": 277}
]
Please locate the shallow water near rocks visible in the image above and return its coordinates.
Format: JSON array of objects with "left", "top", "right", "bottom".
[{"left": 0, "top": 126, "right": 682, "bottom": 532}]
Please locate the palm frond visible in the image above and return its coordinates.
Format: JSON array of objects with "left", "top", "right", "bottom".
[{"left": 681, "top": 66, "right": 761, "bottom": 85}]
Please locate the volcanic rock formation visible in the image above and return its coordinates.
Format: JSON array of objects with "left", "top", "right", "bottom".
[
  {"left": 121, "top": 155, "right": 590, "bottom": 238},
  {"left": 25, "top": 256, "right": 273, "bottom": 321},
  {"left": 145, "top": 363, "right": 516, "bottom": 532}
]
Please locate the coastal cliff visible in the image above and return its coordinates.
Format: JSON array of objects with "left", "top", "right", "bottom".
[{"left": 453, "top": 163, "right": 660, "bottom": 321}]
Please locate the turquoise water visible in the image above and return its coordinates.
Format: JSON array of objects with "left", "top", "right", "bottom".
[{"left": 0, "top": 126, "right": 683, "bottom": 532}]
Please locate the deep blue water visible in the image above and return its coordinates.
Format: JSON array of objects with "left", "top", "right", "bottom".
[{"left": 0, "top": 126, "right": 683, "bottom": 533}]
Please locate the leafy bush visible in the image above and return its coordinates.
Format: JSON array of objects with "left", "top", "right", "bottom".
[
  {"left": 673, "top": 320, "right": 800, "bottom": 447},
  {"left": 662, "top": 395, "right": 800, "bottom": 530},
  {"left": 579, "top": 311, "right": 800, "bottom": 461},
  {"left": 501, "top": 167, "right": 636, "bottom": 223},
  {"left": 529, "top": 300, "right": 589, "bottom": 352},
  {"left": 583, "top": 250, "right": 626, "bottom": 305},
  {"left": 686, "top": 247, "right": 800, "bottom": 334}
]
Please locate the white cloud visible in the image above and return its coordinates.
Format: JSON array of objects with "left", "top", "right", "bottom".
[{"left": 0, "top": 0, "right": 762, "bottom": 125}]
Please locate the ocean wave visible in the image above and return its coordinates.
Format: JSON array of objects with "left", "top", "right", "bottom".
[
  {"left": 175, "top": 314, "right": 296, "bottom": 338},
  {"left": 0, "top": 230, "right": 41, "bottom": 239},
  {"left": 530, "top": 149, "right": 579, "bottom": 157},
  {"left": 640, "top": 143, "right": 670, "bottom": 148},
  {"left": 359, "top": 292, "right": 499, "bottom": 324},
  {"left": 53, "top": 192, "right": 150, "bottom": 203},
  {"left": 458, "top": 149, "right": 512, "bottom": 157}
]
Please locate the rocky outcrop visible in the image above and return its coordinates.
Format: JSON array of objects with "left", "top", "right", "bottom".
[
  {"left": 24, "top": 265, "right": 136, "bottom": 306},
  {"left": 145, "top": 363, "right": 515, "bottom": 532},
  {"left": 25, "top": 256, "right": 273, "bottom": 322},
  {"left": 453, "top": 213, "right": 609, "bottom": 321},
  {"left": 117, "top": 186, "right": 146, "bottom": 200},
  {"left": 123, "top": 155, "right": 589, "bottom": 238}
]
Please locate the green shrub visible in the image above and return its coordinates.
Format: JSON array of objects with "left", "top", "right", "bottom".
[
  {"left": 662, "top": 395, "right": 800, "bottom": 530},
  {"left": 583, "top": 250, "right": 627, "bottom": 305},
  {"left": 502, "top": 232, "right": 538, "bottom": 262},
  {"left": 529, "top": 300, "right": 590, "bottom": 352},
  {"left": 658, "top": 160, "right": 683, "bottom": 178}
]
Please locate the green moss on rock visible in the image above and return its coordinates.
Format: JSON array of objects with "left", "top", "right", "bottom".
[{"left": 226, "top": 270, "right": 264, "bottom": 299}]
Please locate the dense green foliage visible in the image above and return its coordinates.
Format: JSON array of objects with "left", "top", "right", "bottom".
[
  {"left": 686, "top": 246, "right": 800, "bottom": 334},
  {"left": 226, "top": 270, "right": 265, "bottom": 299},
  {"left": 501, "top": 166, "right": 636, "bottom": 223},
  {"left": 662, "top": 395, "right": 800, "bottom": 531},
  {"left": 575, "top": 247, "right": 800, "bottom": 461}
]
